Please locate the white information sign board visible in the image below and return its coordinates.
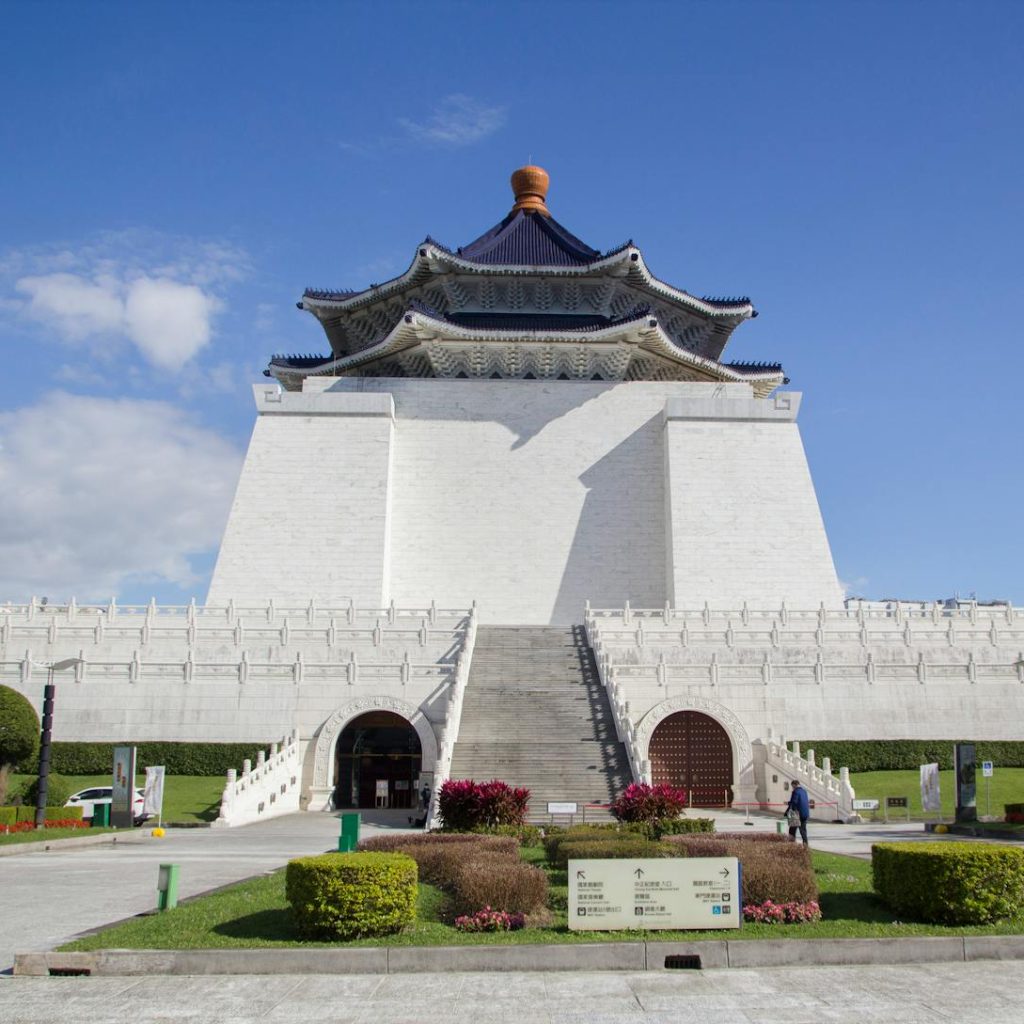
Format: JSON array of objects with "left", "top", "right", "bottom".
[
  {"left": 852, "top": 799, "right": 880, "bottom": 811},
  {"left": 547, "top": 802, "right": 578, "bottom": 815},
  {"left": 981, "top": 761, "right": 994, "bottom": 778},
  {"left": 568, "top": 857, "right": 740, "bottom": 931}
]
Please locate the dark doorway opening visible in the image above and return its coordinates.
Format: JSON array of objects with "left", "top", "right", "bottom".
[
  {"left": 334, "top": 711, "right": 422, "bottom": 809},
  {"left": 649, "top": 711, "right": 733, "bottom": 807}
]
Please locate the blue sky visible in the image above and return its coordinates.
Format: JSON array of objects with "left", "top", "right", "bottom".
[{"left": 1, "top": 1, "right": 1021, "bottom": 606}]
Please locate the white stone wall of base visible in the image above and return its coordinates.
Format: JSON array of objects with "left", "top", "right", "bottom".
[
  {"left": 207, "top": 389, "right": 396, "bottom": 607},
  {"left": 663, "top": 394, "right": 843, "bottom": 610},
  {"left": 204, "top": 379, "right": 842, "bottom": 624}
]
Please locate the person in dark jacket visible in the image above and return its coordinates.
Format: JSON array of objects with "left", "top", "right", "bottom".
[{"left": 784, "top": 780, "right": 810, "bottom": 845}]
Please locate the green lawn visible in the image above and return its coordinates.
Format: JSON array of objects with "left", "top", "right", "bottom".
[
  {"left": 849, "top": 768, "right": 1024, "bottom": 820},
  {"left": 9, "top": 774, "right": 224, "bottom": 825},
  {"left": 61, "top": 846, "right": 1024, "bottom": 952}
]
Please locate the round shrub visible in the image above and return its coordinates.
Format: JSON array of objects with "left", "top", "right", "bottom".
[
  {"left": 0, "top": 686, "right": 39, "bottom": 771},
  {"left": 285, "top": 852, "right": 417, "bottom": 940},
  {"left": 872, "top": 842, "right": 1024, "bottom": 924},
  {"left": 23, "top": 772, "right": 74, "bottom": 808}
]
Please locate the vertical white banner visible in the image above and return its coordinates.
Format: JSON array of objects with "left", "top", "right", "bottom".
[
  {"left": 143, "top": 765, "right": 165, "bottom": 820},
  {"left": 920, "top": 762, "right": 941, "bottom": 813}
]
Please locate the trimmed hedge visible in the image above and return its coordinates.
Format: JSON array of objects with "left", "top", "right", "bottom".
[
  {"left": 0, "top": 807, "right": 16, "bottom": 826},
  {"left": 50, "top": 741, "right": 270, "bottom": 776},
  {"left": 285, "top": 852, "right": 417, "bottom": 940},
  {"left": 797, "top": 740, "right": 1024, "bottom": 773},
  {"left": 22, "top": 773, "right": 74, "bottom": 809},
  {"left": 552, "top": 838, "right": 679, "bottom": 871},
  {"left": 873, "top": 842, "right": 1024, "bottom": 924},
  {"left": 358, "top": 833, "right": 513, "bottom": 855},
  {"left": 469, "top": 824, "right": 544, "bottom": 848},
  {"left": 371, "top": 838, "right": 518, "bottom": 887},
  {"left": 543, "top": 824, "right": 648, "bottom": 862},
  {"left": 651, "top": 817, "right": 716, "bottom": 839},
  {"left": 357, "top": 831, "right": 547, "bottom": 917},
  {"left": 665, "top": 835, "right": 818, "bottom": 905},
  {"left": 447, "top": 855, "right": 549, "bottom": 917},
  {"left": 12, "top": 804, "right": 84, "bottom": 823}
]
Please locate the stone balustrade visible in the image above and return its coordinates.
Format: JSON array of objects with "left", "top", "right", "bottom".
[
  {"left": 214, "top": 732, "right": 302, "bottom": 827},
  {"left": 425, "top": 605, "right": 478, "bottom": 829}
]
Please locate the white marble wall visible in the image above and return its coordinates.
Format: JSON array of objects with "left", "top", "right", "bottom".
[{"left": 208, "top": 378, "right": 840, "bottom": 624}]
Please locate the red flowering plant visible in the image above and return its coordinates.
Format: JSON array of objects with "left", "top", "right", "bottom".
[
  {"left": 1006, "top": 812, "right": 1024, "bottom": 824},
  {"left": 454, "top": 906, "right": 526, "bottom": 933},
  {"left": 1, "top": 819, "right": 90, "bottom": 834},
  {"left": 743, "top": 900, "right": 821, "bottom": 924},
  {"left": 438, "top": 779, "right": 530, "bottom": 831},
  {"left": 611, "top": 782, "right": 688, "bottom": 824}
]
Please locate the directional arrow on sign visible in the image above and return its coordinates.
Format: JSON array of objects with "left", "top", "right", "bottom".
[
  {"left": 634, "top": 868, "right": 645, "bottom": 878},
  {"left": 576, "top": 870, "right": 586, "bottom": 880},
  {"left": 720, "top": 868, "right": 730, "bottom": 878}
]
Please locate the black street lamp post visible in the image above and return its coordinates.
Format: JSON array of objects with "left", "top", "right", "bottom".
[{"left": 34, "top": 658, "right": 83, "bottom": 829}]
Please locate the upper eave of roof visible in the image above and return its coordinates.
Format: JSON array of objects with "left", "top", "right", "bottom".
[{"left": 301, "top": 242, "right": 754, "bottom": 322}]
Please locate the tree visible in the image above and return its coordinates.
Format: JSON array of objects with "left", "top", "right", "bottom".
[{"left": 0, "top": 685, "right": 40, "bottom": 772}]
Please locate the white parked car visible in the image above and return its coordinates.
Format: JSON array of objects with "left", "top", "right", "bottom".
[{"left": 65, "top": 787, "right": 149, "bottom": 826}]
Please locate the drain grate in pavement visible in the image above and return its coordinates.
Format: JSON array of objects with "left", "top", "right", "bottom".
[{"left": 664, "top": 955, "right": 702, "bottom": 970}]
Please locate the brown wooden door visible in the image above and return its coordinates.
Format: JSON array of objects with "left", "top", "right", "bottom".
[{"left": 649, "top": 711, "right": 733, "bottom": 807}]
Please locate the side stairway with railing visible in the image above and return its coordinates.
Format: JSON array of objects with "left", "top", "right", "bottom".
[{"left": 214, "top": 732, "right": 301, "bottom": 827}]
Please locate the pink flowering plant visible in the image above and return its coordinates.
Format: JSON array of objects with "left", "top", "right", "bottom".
[
  {"left": 611, "top": 782, "right": 688, "bottom": 824},
  {"left": 453, "top": 906, "right": 527, "bottom": 933},
  {"left": 742, "top": 899, "right": 822, "bottom": 924}
]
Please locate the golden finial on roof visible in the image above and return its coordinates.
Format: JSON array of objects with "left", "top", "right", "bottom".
[{"left": 510, "top": 164, "right": 550, "bottom": 216}]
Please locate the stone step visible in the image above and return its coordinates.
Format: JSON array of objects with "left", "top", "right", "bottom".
[{"left": 449, "top": 624, "right": 632, "bottom": 807}]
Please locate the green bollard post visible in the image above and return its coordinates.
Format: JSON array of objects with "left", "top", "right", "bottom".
[
  {"left": 339, "top": 812, "right": 360, "bottom": 852},
  {"left": 157, "top": 863, "right": 180, "bottom": 911}
]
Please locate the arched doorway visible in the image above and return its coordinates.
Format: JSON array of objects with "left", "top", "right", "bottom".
[
  {"left": 649, "top": 711, "right": 733, "bottom": 807},
  {"left": 334, "top": 711, "right": 422, "bottom": 809}
]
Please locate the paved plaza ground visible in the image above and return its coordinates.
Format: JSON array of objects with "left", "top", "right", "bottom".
[{"left": 1, "top": 962, "right": 1022, "bottom": 1023}]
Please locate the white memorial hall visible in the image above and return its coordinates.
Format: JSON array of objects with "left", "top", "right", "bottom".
[{"left": 3, "top": 166, "right": 1022, "bottom": 824}]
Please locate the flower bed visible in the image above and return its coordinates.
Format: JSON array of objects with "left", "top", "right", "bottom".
[
  {"left": 0, "top": 819, "right": 89, "bottom": 833},
  {"left": 454, "top": 906, "right": 526, "bottom": 933},
  {"left": 743, "top": 900, "right": 821, "bottom": 924}
]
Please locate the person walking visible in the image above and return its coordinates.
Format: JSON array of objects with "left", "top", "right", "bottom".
[{"left": 784, "top": 780, "right": 810, "bottom": 845}]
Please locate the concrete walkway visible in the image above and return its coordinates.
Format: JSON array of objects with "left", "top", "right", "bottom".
[
  {"left": 0, "top": 810, "right": 415, "bottom": 972},
  {"left": 0, "top": 962, "right": 1021, "bottom": 1022}
]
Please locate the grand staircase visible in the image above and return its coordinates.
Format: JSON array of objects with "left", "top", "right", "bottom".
[{"left": 448, "top": 625, "right": 632, "bottom": 822}]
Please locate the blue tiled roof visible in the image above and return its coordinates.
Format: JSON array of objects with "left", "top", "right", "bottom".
[
  {"left": 454, "top": 210, "right": 604, "bottom": 266},
  {"left": 722, "top": 360, "right": 784, "bottom": 374}
]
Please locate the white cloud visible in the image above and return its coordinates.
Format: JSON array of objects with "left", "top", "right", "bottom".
[
  {"left": 15, "top": 272, "right": 220, "bottom": 372},
  {"left": 16, "top": 272, "right": 123, "bottom": 340},
  {"left": 399, "top": 95, "right": 506, "bottom": 146},
  {"left": 840, "top": 576, "right": 870, "bottom": 597},
  {"left": 0, "top": 392, "right": 242, "bottom": 601},
  {"left": 124, "top": 277, "right": 219, "bottom": 369},
  {"left": 3, "top": 232, "right": 248, "bottom": 372}
]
